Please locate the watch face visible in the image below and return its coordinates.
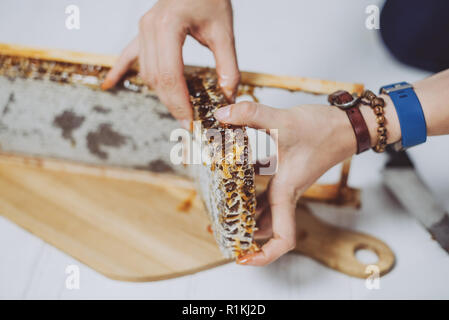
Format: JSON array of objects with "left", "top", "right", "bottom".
[{"left": 382, "top": 83, "right": 412, "bottom": 94}]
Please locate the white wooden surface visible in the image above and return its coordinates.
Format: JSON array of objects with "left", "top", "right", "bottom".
[{"left": 0, "top": 0, "right": 448, "bottom": 299}]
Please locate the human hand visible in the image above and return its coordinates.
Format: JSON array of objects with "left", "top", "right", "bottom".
[
  {"left": 102, "top": 0, "right": 240, "bottom": 129},
  {"left": 214, "top": 99, "right": 400, "bottom": 265}
]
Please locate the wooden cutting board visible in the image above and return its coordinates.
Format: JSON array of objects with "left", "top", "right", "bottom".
[{"left": 0, "top": 158, "right": 395, "bottom": 281}]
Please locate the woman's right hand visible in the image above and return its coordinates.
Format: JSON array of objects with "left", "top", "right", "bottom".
[
  {"left": 213, "top": 96, "right": 401, "bottom": 265},
  {"left": 214, "top": 102, "right": 362, "bottom": 265},
  {"left": 102, "top": 0, "right": 240, "bottom": 129}
]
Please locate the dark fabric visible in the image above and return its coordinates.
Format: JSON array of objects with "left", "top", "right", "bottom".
[{"left": 380, "top": 0, "right": 449, "bottom": 72}]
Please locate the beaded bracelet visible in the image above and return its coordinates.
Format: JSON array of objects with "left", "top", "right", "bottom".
[{"left": 361, "top": 90, "right": 387, "bottom": 153}]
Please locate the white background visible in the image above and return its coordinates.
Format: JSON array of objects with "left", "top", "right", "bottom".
[{"left": 0, "top": 0, "right": 448, "bottom": 299}]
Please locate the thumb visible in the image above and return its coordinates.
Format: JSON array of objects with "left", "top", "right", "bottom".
[{"left": 214, "top": 101, "right": 283, "bottom": 130}]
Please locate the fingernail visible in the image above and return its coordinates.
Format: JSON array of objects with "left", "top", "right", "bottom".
[
  {"left": 236, "top": 257, "right": 249, "bottom": 265},
  {"left": 214, "top": 106, "right": 231, "bottom": 121},
  {"left": 100, "top": 81, "right": 109, "bottom": 91},
  {"left": 236, "top": 253, "right": 256, "bottom": 265},
  {"left": 101, "top": 76, "right": 114, "bottom": 91},
  {"left": 223, "top": 88, "right": 236, "bottom": 103},
  {"left": 180, "top": 119, "right": 192, "bottom": 131}
]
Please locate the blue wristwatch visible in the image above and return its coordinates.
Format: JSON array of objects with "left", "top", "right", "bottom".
[{"left": 379, "top": 82, "right": 427, "bottom": 150}]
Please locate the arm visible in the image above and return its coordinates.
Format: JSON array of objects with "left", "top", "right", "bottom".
[
  {"left": 102, "top": 0, "right": 239, "bottom": 129},
  {"left": 361, "top": 69, "right": 449, "bottom": 150},
  {"left": 214, "top": 68, "right": 449, "bottom": 266}
]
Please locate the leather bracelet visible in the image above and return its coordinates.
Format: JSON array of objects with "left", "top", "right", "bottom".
[{"left": 328, "top": 90, "right": 371, "bottom": 154}]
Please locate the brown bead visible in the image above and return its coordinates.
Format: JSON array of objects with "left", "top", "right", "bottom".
[
  {"left": 363, "top": 90, "right": 376, "bottom": 101},
  {"left": 374, "top": 106, "right": 384, "bottom": 115},
  {"left": 377, "top": 126, "right": 387, "bottom": 134},
  {"left": 376, "top": 115, "right": 385, "bottom": 124},
  {"left": 379, "top": 135, "right": 387, "bottom": 143},
  {"left": 371, "top": 97, "right": 385, "bottom": 108},
  {"left": 374, "top": 145, "right": 385, "bottom": 153}
]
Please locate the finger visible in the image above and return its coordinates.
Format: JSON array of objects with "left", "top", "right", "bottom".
[
  {"left": 254, "top": 205, "right": 272, "bottom": 240},
  {"left": 214, "top": 101, "right": 283, "bottom": 130},
  {"left": 139, "top": 24, "right": 192, "bottom": 129},
  {"left": 154, "top": 27, "right": 192, "bottom": 126},
  {"left": 139, "top": 27, "right": 158, "bottom": 89},
  {"left": 239, "top": 200, "right": 296, "bottom": 266},
  {"left": 102, "top": 37, "right": 139, "bottom": 90},
  {"left": 255, "top": 190, "right": 269, "bottom": 218},
  {"left": 254, "top": 188, "right": 271, "bottom": 239},
  {"left": 254, "top": 155, "right": 278, "bottom": 176},
  {"left": 208, "top": 28, "right": 240, "bottom": 102}
]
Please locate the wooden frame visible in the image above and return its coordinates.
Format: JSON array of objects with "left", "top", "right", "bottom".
[
  {"left": 0, "top": 43, "right": 364, "bottom": 95},
  {"left": 0, "top": 42, "right": 363, "bottom": 206}
]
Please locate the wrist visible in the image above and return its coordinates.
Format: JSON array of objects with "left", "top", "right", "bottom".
[
  {"left": 330, "top": 93, "right": 402, "bottom": 158},
  {"left": 330, "top": 105, "right": 359, "bottom": 159}
]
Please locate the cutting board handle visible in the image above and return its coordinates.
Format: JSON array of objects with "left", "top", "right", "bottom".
[{"left": 293, "top": 204, "right": 395, "bottom": 278}]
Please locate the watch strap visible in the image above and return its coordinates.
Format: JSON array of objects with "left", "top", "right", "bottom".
[{"left": 379, "top": 82, "right": 427, "bottom": 149}]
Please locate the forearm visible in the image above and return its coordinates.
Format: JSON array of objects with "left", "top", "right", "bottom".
[
  {"left": 414, "top": 69, "right": 449, "bottom": 136},
  {"left": 359, "top": 69, "right": 449, "bottom": 150}
]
